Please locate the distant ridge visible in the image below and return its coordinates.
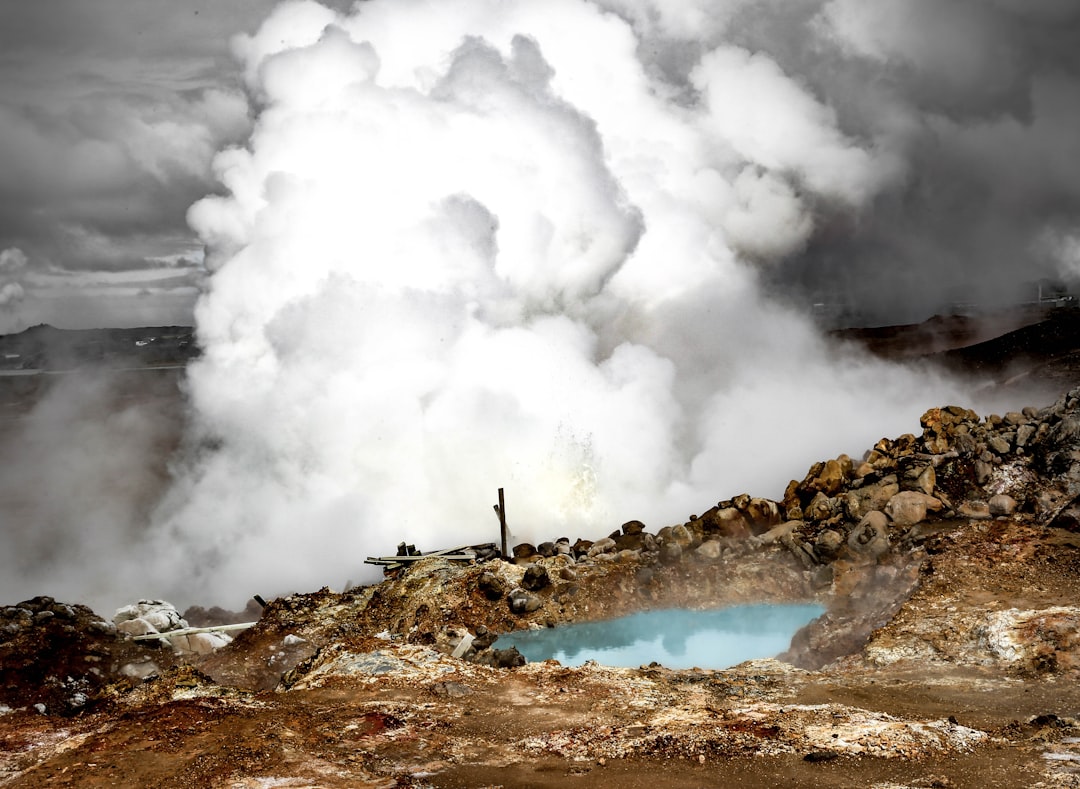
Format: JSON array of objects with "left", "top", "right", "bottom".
[{"left": 0, "top": 324, "right": 197, "bottom": 371}]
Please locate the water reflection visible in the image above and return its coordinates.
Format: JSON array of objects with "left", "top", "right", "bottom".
[{"left": 495, "top": 604, "right": 824, "bottom": 669}]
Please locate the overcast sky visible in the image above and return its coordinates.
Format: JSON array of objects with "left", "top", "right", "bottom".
[
  {"left": 1, "top": 0, "right": 1079, "bottom": 330},
  {"left": 0, "top": 0, "right": 352, "bottom": 329}
]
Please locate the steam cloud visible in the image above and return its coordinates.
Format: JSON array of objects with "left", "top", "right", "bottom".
[
  {"left": 4, "top": 0, "right": 1074, "bottom": 611},
  {"left": 146, "top": 0, "right": 982, "bottom": 608}
]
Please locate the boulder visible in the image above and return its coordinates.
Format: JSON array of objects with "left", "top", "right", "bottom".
[
  {"left": 114, "top": 600, "right": 186, "bottom": 636},
  {"left": 614, "top": 532, "right": 644, "bottom": 551},
  {"left": 760, "top": 520, "right": 801, "bottom": 545},
  {"left": 491, "top": 647, "right": 526, "bottom": 668},
  {"left": 521, "top": 565, "right": 551, "bottom": 591},
  {"left": 695, "top": 540, "right": 722, "bottom": 560},
  {"left": 848, "top": 511, "right": 890, "bottom": 560},
  {"left": 814, "top": 529, "right": 845, "bottom": 562},
  {"left": 659, "top": 541, "right": 683, "bottom": 565},
  {"left": 508, "top": 589, "right": 543, "bottom": 615},
  {"left": 806, "top": 458, "right": 847, "bottom": 496},
  {"left": 478, "top": 571, "right": 508, "bottom": 600},
  {"left": 700, "top": 507, "right": 751, "bottom": 539},
  {"left": 885, "top": 491, "right": 943, "bottom": 527},
  {"left": 989, "top": 494, "right": 1018, "bottom": 517},
  {"left": 668, "top": 524, "right": 694, "bottom": 548},
  {"left": 741, "top": 498, "right": 784, "bottom": 534},
  {"left": 621, "top": 520, "right": 646, "bottom": 535},
  {"left": 806, "top": 492, "right": 836, "bottom": 522},
  {"left": 587, "top": 537, "right": 617, "bottom": 557},
  {"left": 511, "top": 543, "right": 537, "bottom": 561},
  {"left": 571, "top": 538, "right": 593, "bottom": 557},
  {"left": 845, "top": 479, "right": 900, "bottom": 520}
]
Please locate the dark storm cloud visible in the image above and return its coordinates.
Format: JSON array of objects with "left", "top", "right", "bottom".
[
  {"left": 0, "top": 0, "right": 353, "bottom": 326},
  {"left": 600, "top": 0, "right": 1080, "bottom": 324}
]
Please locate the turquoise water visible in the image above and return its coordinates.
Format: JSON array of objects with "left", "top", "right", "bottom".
[{"left": 494, "top": 603, "right": 824, "bottom": 669}]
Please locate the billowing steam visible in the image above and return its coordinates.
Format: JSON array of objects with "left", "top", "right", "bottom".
[
  {"left": 144, "top": 0, "right": 978, "bottom": 608},
  {"left": 4, "top": 0, "right": 1072, "bottom": 611},
  {"left": 0, "top": 248, "right": 28, "bottom": 333}
]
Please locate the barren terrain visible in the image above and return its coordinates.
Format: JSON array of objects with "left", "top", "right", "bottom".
[{"left": 4, "top": 310, "right": 1080, "bottom": 788}]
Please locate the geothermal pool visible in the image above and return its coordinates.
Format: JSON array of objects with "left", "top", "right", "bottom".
[{"left": 495, "top": 604, "right": 824, "bottom": 669}]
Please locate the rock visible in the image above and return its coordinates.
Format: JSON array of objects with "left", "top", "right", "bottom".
[
  {"left": 989, "top": 494, "right": 1018, "bottom": 517},
  {"left": 571, "top": 538, "right": 593, "bottom": 557},
  {"left": 490, "top": 647, "right": 526, "bottom": 668},
  {"left": 806, "top": 458, "right": 847, "bottom": 496},
  {"left": 975, "top": 460, "right": 993, "bottom": 484},
  {"left": 845, "top": 479, "right": 900, "bottom": 520},
  {"left": 806, "top": 492, "right": 835, "bottom": 522},
  {"left": 431, "top": 681, "right": 473, "bottom": 698},
  {"left": 669, "top": 524, "right": 694, "bottom": 548},
  {"left": 536, "top": 541, "right": 557, "bottom": 557},
  {"left": 614, "top": 532, "right": 644, "bottom": 551},
  {"left": 478, "top": 571, "right": 508, "bottom": 600},
  {"left": 988, "top": 436, "right": 1011, "bottom": 455},
  {"left": 780, "top": 534, "right": 817, "bottom": 569},
  {"left": 814, "top": 529, "right": 845, "bottom": 562},
  {"left": 957, "top": 500, "right": 992, "bottom": 519},
  {"left": 848, "top": 511, "right": 890, "bottom": 560},
  {"left": 695, "top": 540, "right": 722, "bottom": 560},
  {"left": 587, "top": 537, "right": 617, "bottom": 557},
  {"left": 659, "top": 541, "right": 683, "bottom": 565},
  {"left": 472, "top": 627, "right": 498, "bottom": 650},
  {"left": 741, "top": 498, "right": 784, "bottom": 534},
  {"left": 114, "top": 600, "right": 186, "bottom": 636},
  {"left": 1016, "top": 424, "right": 1036, "bottom": 448},
  {"left": 885, "top": 491, "right": 943, "bottom": 527},
  {"left": 900, "top": 463, "right": 936, "bottom": 497},
  {"left": 760, "top": 520, "right": 801, "bottom": 545},
  {"left": 512, "top": 543, "right": 537, "bottom": 561},
  {"left": 621, "top": 520, "right": 646, "bottom": 535},
  {"left": 508, "top": 589, "right": 543, "bottom": 615},
  {"left": 521, "top": 565, "right": 551, "bottom": 591},
  {"left": 700, "top": 507, "right": 751, "bottom": 539}
]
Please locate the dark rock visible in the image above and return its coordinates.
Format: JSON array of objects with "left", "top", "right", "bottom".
[
  {"left": 536, "top": 541, "right": 557, "bottom": 557},
  {"left": 571, "top": 538, "right": 594, "bottom": 557},
  {"left": 521, "top": 565, "right": 551, "bottom": 591},
  {"left": 472, "top": 626, "right": 498, "bottom": 650},
  {"left": 478, "top": 571, "right": 508, "bottom": 600},
  {"left": 512, "top": 543, "right": 537, "bottom": 561},
  {"left": 659, "top": 541, "right": 683, "bottom": 565},
  {"left": 491, "top": 646, "right": 526, "bottom": 668},
  {"left": 621, "top": 520, "right": 646, "bottom": 535},
  {"left": 814, "top": 529, "right": 844, "bottom": 562},
  {"left": 431, "top": 681, "right": 473, "bottom": 698},
  {"left": 508, "top": 588, "right": 543, "bottom": 615}
]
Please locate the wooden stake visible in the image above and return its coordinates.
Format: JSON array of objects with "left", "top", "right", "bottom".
[{"left": 496, "top": 487, "right": 508, "bottom": 559}]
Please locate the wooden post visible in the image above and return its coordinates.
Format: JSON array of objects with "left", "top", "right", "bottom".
[{"left": 494, "top": 487, "right": 508, "bottom": 559}]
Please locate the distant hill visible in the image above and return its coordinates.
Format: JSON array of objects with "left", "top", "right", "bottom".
[{"left": 0, "top": 324, "right": 197, "bottom": 371}]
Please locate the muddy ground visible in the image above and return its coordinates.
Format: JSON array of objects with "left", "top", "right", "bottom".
[{"left": 3, "top": 310, "right": 1080, "bottom": 788}]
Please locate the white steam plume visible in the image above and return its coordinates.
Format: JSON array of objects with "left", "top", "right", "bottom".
[{"left": 147, "top": 0, "right": 979, "bottom": 607}]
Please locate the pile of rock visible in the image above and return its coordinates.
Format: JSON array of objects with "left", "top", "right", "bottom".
[{"left": 0, "top": 596, "right": 134, "bottom": 715}]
